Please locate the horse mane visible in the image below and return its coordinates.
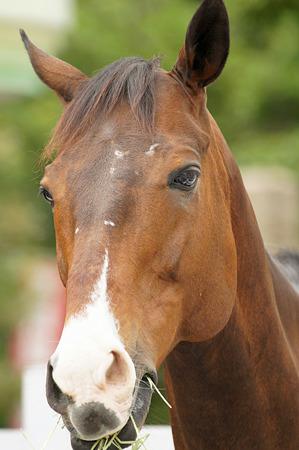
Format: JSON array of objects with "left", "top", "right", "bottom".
[
  {"left": 275, "top": 250, "right": 299, "bottom": 293},
  {"left": 44, "top": 56, "right": 160, "bottom": 159}
]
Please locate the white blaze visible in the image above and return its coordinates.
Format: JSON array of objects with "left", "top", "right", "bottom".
[{"left": 51, "top": 250, "right": 136, "bottom": 419}]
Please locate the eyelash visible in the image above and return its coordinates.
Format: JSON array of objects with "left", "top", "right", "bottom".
[{"left": 39, "top": 186, "right": 54, "bottom": 205}]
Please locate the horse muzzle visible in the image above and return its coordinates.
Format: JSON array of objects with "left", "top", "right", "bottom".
[{"left": 46, "top": 362, "right": 157, "bottom": 449}]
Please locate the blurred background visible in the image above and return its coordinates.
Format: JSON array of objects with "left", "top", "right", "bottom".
[{"left": 0, "top": 0, "right": 299, "bottom": 437}]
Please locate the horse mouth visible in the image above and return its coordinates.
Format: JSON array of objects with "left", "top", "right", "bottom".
[{"left": 68, "top": 374, "right": 156, "bottom": 450}]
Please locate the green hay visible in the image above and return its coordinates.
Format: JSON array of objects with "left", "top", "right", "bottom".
[
  {"left": 41, "top": 416, "right": 62, "bottom": 450},
  {"left": 146, "top": 377, "right": 172, "bottom": 409},
  {"left": 20, "top": 415, "right": 62, "bottom": 450},
  {"left": 20, "top": 430, "right": 37, "bottom": 450},
  {"left": 91, "top": 415, "right": 149, "bottom": 450}
]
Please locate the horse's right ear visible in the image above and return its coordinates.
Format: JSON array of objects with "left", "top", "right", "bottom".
[
  {"left": 172, "top": 0, "right": 229, "bottom": 90},
  {"left": 20, "top": 30, "right": 87, "bottom": 103}
]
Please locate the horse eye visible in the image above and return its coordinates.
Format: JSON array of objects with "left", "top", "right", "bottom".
[
  {"left": 169, "top": 166, "right": 200, "bottom": 191},
  {"left": 39, "top": 186, "right": 54, "bottom": 205}
]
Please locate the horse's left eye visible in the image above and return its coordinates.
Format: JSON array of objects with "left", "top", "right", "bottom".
[
  {"left": 169, "top": 166, "right": 200, "bottom": 191},
  {"left": 39, "top": 186, "right": 54, "bottom": 205}
]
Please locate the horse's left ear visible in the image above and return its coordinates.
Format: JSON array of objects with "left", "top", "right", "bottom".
[
  {"left": 172, "top": 0, "right": 230, "bottom": 90},
  {"left": 20, "top": 29, "right": 88, "bottom": 103}
]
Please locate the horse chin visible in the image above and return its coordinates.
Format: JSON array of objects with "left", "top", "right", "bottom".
[
  {"left": 68, "top": 374, "right": 155, "bottom": 450},
  {"left": 70, "top": 420, "right": 135, "bottom": 450}
]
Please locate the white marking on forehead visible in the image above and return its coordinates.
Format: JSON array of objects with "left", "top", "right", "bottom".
[
  {"left": 114, "top": 149, "right": 129, "bottom": 159},
  {"left": 145, "top": 143, "right": 159, "bottom": 156},
  {"left": 104, "top": 220, "right": 116, "bottom": 227},
  {"left": 110, "top": 167, "right": 116, "bottom": 175},
  {"left": 114, "top": 150, "right": 124, "bottom": 158},
  {"left": 75, "top": 227, "right": 79, "bottom": 234}
]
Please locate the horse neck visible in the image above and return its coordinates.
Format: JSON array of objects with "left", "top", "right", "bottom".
[{"left": 165, "top": 119, "right": 299, "bottom": 450}]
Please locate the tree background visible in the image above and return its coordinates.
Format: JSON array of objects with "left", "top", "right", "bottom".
[{"left": 0, "top": 0, "right": 299, "bottom": 427}]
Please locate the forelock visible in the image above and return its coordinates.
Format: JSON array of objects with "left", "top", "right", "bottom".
[{"left": 44, "top": 56, "right": 160, "bottom": 160}]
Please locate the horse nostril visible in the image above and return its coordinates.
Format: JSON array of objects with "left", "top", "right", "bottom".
[
  {"left": 105, "top": 350, "right": 130, "bottom": 385},
  {"left": 94, "top": 350, "right": 135, "bottom": 390},
  {"left": 46, "top": 361, "right": 70, "bottom": 414}
]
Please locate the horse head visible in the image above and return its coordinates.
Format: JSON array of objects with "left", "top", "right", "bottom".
[{"left": 22, "top": 1, "right": 237, "bottom": 448}]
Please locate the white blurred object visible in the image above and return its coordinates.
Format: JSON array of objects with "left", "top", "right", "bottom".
[
  {"left": 0, "top": 0, "right": 73, "bottom": 27},
  {"left": 0, "top": 0, "right": 74, "bottom": 96},
  {"left": 12, "top": 260, "right": 65, "bottom": 368},
  {"left": 242, "top": 166, "right": 299, "bottom": 251}
]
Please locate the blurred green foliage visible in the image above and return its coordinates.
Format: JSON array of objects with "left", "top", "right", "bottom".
[{"left": 0, "top": 0, "right": 299, "bottom": 427}]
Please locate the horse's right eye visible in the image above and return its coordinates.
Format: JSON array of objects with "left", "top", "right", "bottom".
[{"left": 39, "top": 186, "right": 54, "bottom": 205}]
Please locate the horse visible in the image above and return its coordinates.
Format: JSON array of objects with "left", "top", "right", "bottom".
[{"left": 21, "top": 0, "right": 299, "bottom": 449}]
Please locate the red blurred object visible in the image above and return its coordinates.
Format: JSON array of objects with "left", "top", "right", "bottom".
[{"left": 10, "top": 259, "right": 66, "bottom": 369}]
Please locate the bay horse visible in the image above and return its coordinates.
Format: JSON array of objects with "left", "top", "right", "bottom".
[{"left": 21, "top": 0, "right": 299, "bottom": 449}]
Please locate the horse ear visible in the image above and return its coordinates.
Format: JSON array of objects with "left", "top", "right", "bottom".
[
  {"left": 172, "top": 0, "right": 229, "bottom": 90},
  {"left": 20, "top": 30, "right": 87, "bottom": 103}
]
